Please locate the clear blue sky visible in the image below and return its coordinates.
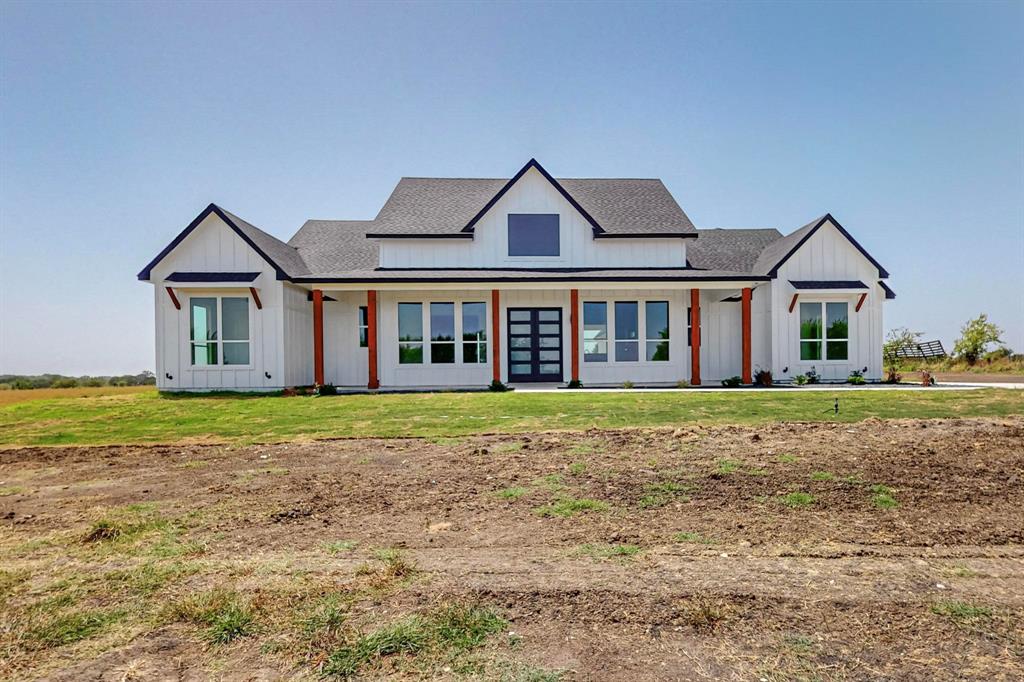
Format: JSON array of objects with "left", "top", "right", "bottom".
[{"left": 1, "top": 1, "right": 1021, "bottom": 375}]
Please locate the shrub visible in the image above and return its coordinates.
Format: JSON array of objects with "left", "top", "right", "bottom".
[
  {"left": 566, "top": 378, "right": 583, "bottom": 389},
  {"left": 488, "top": 379, "right": 509, "bottom": 392},
  {"left": 621, "top": 380, "right": 635, "bottom": 389},
  {"left": 793, "top": 374, "right": 808, "bottom": 386},
  {"left": 721, "top": 376, "right": 742, "bottom": 388},
  {"left": 754, "top": 368, "right": 772, "bottom": 387},
  {"left": 804, "top": 367, "right": 820, "bottom": 384},
  {"left": 676, "top": 379, "right": 690, "bottom": 388},
  {"left": 316, "top": 384, "right": 338, "bottom": 396},
  {"left": 953, "top": 314, "right": 1004, "bottom": 365},
  {"left": 848, "top": 369, "right": 866, "bottom": 385},
  {"left": 883, "top": 327, "right": 923, "bottom": 375}
]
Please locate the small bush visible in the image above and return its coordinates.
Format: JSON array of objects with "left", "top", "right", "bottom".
[
  {"left": 793, "top": 374, "right": 808, "bottom": 386},
  {"left": 316, "top": 384, "right": 338, "bottom": 396},
  {"left": 721, "top": 376, "right": 742, "bottom": 388},
  {"left": 676, "top": 379, "right": 690, "bottom": 388},
  {"left": 566, "top": 378, "right": 583, "bottom": 389},
  {"left": 754, "top": 368, "right": 772, "bottom": 387},
  {"left": 848, "top": 369, "right": 866, "bottom": 385},
  {"left": 804, "top": 367, "right": 820, "bottom": 384},
  {"left": 621, "top": 380, "right": 635, "bottom": 389},
  {"left": 488, "top": 379, "right": 509, "bottom": 392}
]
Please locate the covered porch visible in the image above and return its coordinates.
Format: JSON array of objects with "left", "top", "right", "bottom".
[{"left": 301, "top": 280, "right": 767, "bottom": 390}]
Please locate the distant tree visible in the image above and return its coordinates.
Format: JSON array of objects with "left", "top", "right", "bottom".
[
  {"left": 52, "top": 377, "right": 78, "bottom": 388},
  {"left": 953, "top": 314, "right": 1004, "bottom": 365},
  {"left": 883, "top": 327, "right": 922, "bottom": 375}
]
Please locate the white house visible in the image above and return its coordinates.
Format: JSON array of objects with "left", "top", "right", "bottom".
[{"left": 138, "top": 159, "right": 894, "bottom": 391}]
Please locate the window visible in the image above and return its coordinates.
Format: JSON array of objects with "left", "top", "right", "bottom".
[
  {"left": 645, "top": 301, "right": 669, "bottom": 361},
  {"left": 508, "top": 214, "right": 559, "bottom": 257},
  {"left": 430, "top": 302, "right": 455, "bottom": 364},
  {"left": 825, "top": 302, "right": 849, "bottom": 360},
  {"left": 614, "top": 301, "right": 639, "bottom": 362},
  {"left": 462, "top": 302, "right": 487, "bottom": 363},
  {"left": 189, "top": 296, "right": 249, "bottom": 366},
  {"left": 583, "top": 302, "right": 608, "bottom": 362},
  {"left": 398, "top": 303, "right": 423, "bottom": 364},
  {"left": 799, "top": 301, "right": 849, "bottom": 361},
  {"left": 686, "top": 307, "right": 692, "bottom": 347},
  {"left": 358, "top": 306, "right": 368, "bottom": 348}
]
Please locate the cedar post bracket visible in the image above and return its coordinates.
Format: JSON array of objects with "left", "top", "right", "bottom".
[
  {"left": 855, "top": 292, "right": 868, "bottom": 312},
  {"left": 249, "top": 287, "right": 262, "bottom": 310},
  {"left": 788, "top": 293, "right": 799, "bottom": 313},
  {"left": 165, "top": 287, "right": 181, "bottom": 310}
]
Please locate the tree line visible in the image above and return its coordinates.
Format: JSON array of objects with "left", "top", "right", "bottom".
[{"left": 0, "top": 371, "right": 156, "bottom": 390}]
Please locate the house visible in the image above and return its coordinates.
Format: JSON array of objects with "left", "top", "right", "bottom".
[{"left": 138, "top": 159, "right": 894, "bottom": 391}]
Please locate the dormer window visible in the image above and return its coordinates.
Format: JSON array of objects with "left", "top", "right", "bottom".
[{"left": 508, "top": 214, "right": 559, "bottom": 257}]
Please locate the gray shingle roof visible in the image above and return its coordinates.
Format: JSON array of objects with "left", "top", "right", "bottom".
[
  {"left": 218, "top": 207, "right": 311, "bottom": 277},
  {"left": 687, "top": 228, "right": 783, "bottom": 272},
  {"left": 288, "top": 220, "right": 378, "bottom": 274},
  {"left": 371, "top": 176, "right": 695, "bottom": 236},
  {"left": 751, "top": 215, "right": 825, "bottom": 276}
]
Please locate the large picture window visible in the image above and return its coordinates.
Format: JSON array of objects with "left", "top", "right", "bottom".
[
  {"left": 430, "top": 302, "right": 456, "bottom": 364},
  {"left": 583, "top": 302, "right": 608, "bottom": 362},
  {"left": 645, "top": 301, "right": 670, "bottom": 361},
  {"left": 189, "top": 296, "right": 249, "bottom": 366},
  {"left": 398, "top": 303, "right": 423, "bottom": 364},
  {"left": 614, "top": 301, "right": 639, "bottom": 362},
  {"left": 508, "top": 214, "right": 559, "bottom": 257},
  {"left": 799, "top": 301, "right": 849, "bottom": 361},
  {"left": 462, "top": 302, "right": 487, "bottom": 363}
]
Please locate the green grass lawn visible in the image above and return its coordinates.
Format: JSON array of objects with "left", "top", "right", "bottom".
[{"left": 1, "top": 388, "right": 1021, "bottom": 447}]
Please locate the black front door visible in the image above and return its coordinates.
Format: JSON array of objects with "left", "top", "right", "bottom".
[{"left": 507, "top": 308, "right": 563, "bottom": 382}]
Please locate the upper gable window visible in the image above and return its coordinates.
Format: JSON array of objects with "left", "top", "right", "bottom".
[{"left": 508, "top": 214, "right": 559, "bottom": 257}]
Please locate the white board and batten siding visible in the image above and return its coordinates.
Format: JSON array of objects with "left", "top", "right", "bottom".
[
  {"left": 378, "top": 167, "right": 687, "bottom": 269},
  {"left": 150, "top": 213, "right": 284, "bottom": 391},
  {"left": 770, "top": 219, "right": 884, "bottom": 382},
  {"left": 322, "top": 292, "right": 369, "bottom": 387}
]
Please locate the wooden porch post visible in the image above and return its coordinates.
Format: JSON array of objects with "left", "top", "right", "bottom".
[
  {"left": 570, "top": 289, "right": 580, "bottom": 383},
  {"left": 312, "top": 289, "right": 324, "bottom": 386},
  {"left": 491, "top": 289, "right": 501, "bottom": 383},
  {"left": 690, "top": 288, "right": 701, "bottom": 386},
  {"left": 367, "top": 290, "right": 379, "bottom": 389},
  {"left": 741, "top": 287, "right": 752, "bottom": 384}
]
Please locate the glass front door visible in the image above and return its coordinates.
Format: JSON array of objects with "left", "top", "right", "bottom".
[{"left": 507, "top": 308, "right": 563, "bottom": 382}]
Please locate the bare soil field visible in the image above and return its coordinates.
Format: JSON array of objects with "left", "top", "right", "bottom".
[{"left": 2, "top": 417, "right": 1023, "bottom": 680}]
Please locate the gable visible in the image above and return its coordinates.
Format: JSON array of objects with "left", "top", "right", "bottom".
[
  {"left": 138, "top": 204, "right": 307, "bottom": 281},
  {"left": 771, "top": 217, "right": 886, "bottom": 282},
  {"left": 755, "top": 214, "right": 888, "bottom": 279}
]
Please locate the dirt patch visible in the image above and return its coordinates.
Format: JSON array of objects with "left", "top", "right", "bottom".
[{"left": 2, "top": 417, "right": 1022, "bottom": 680}]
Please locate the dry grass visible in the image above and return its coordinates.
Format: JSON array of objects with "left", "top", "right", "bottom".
[{"left": 0, "top": 386, "right": 153, "bottom": 406}]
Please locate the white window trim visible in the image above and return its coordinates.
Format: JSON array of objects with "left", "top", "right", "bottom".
[
  {"left": 582, "top": 297, "right": 672, "bottom": 366},
  {"left": 797, "top": 299, "right": 851, "bottom": 364},
  {"left": 187, "top": 294, "right": 254, "bottom": 370},
  {"left": 396, "top": 296, "right": 490, "bottom": 369},
  {"left": 503, "top": 213, "right": 566, "bottom": 264}
]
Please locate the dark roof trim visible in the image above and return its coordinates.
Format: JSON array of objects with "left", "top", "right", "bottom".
[
  {"left": 137, "top": 203, "right": 290, "bottom": 281},
  {"left": 879, "top": 281, "right": 896, "bottom": 299},
  {"left": 789, "top": 280, "right": 868, "bottom": 290},
  {"left": 166, "top": 271, "right": 261, "bottom": 283},
  {"left": 366, "top": 233, "right": 474, "bottom": 240},
  {"left": 461, "top": 158, "right": 605, "bottom": 235},
  {"left": 768, "top": 214, "right": 889, "bottom": 279},
  {"left": 593, "top": 232, "right": 698, "bottom": 239},
  {"left": 306, "top": 292, "right": 338, "bottom": 302},
  {"left": 291, "top": 274, "right": 771, "bottom": 284}
]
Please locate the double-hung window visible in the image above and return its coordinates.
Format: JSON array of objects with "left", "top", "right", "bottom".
[
  {"left": 462, "top": 302, "right": 487, "bottom": 363},
  {"left": 430, "top": 303, "right": 456, "bottom": 363},
  {"left": 645, "top": 301, "right": 670, "bottom": 361},
  {"left": 189, "top": 296, "right": 250, "bottom": 366},
  {"left": 614, "top": 302, "right": 639, "bottom": 362},
  {"left": 398, "top": 303, "right": 424, "bottom": 364},
  {"left": 583, "top": 302, "right": 608, "bottom": 362},
  {"left": 799, "top": 301, "right": 849, "bottom": 361}
]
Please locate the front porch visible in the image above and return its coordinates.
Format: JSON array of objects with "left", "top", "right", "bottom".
[{"left": 302, "top": 282, "right": 763, "bottom": 390}]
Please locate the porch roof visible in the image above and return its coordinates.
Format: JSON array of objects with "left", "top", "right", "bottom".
[{"left": 290, "top": 267, "right": 769, "bottom": 285}]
